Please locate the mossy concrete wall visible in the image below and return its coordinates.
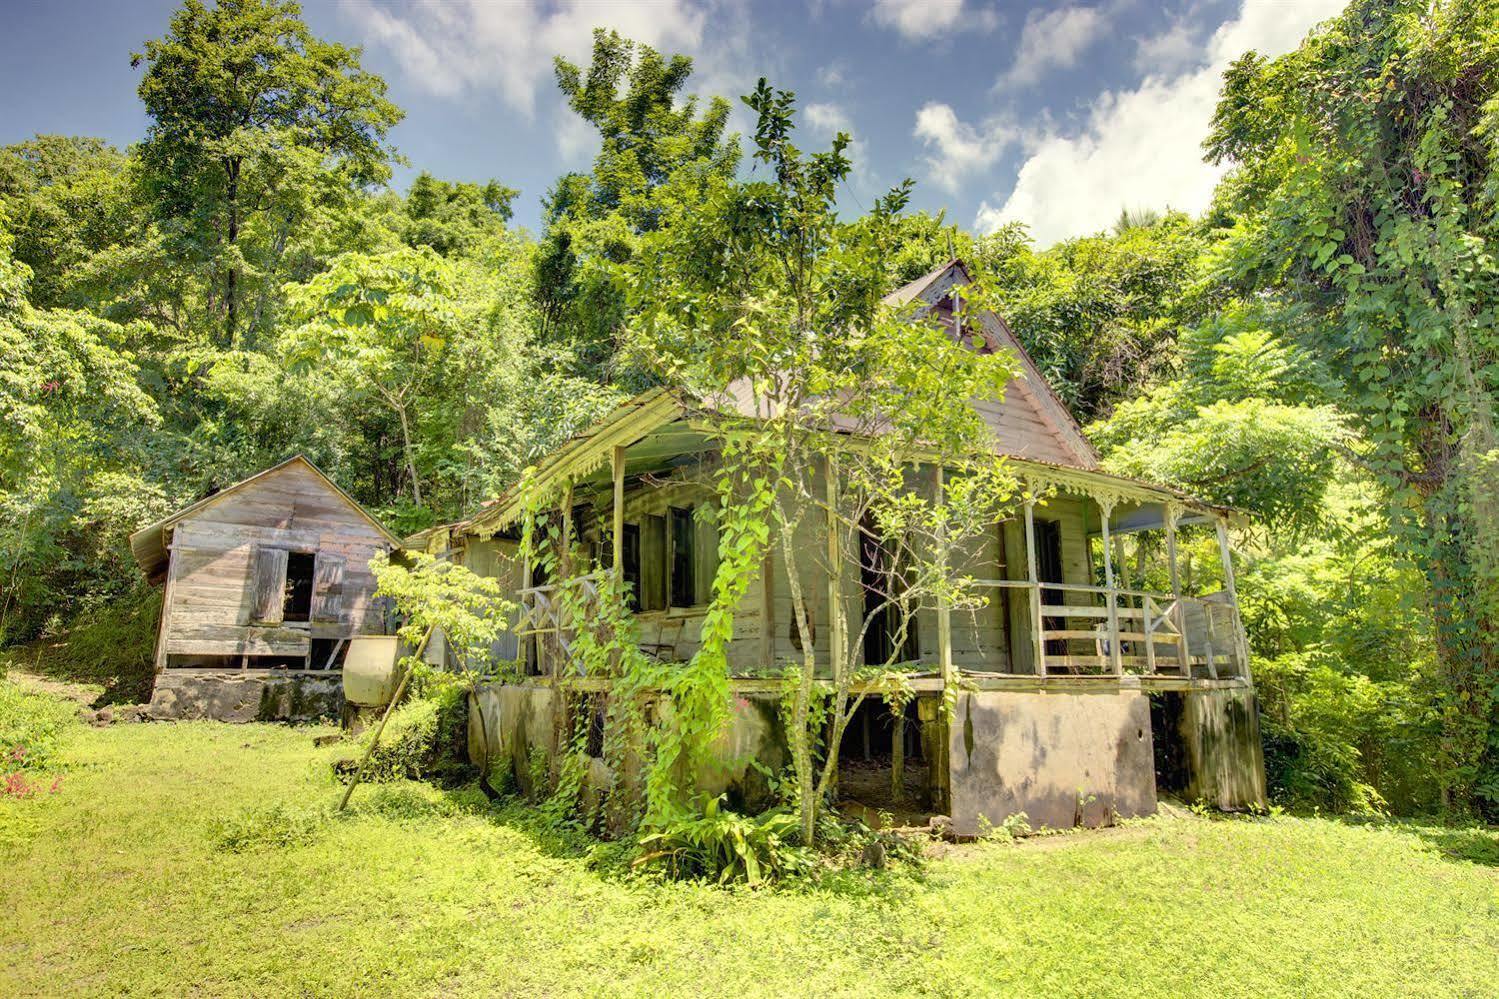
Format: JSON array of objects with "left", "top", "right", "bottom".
[
  {"left": 466, "top": 684, "right": 560, "bottom": 799},
  {"left": 467, "top": 684, "right": 789, "bottom": 817},
  {"left": 147, "top": 671, "right": 343, "bottom": 723},
  {"left": 1181, "top": 688, "right": 1267, "bottom": 810},
  {"left": 948, "top": 690, "right": 1157, "bottom": 835}
]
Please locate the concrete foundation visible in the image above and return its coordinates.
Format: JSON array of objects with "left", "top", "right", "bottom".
[
  {"left": 147, "top": 670, "right": 344, "bottom": 723},
  {"left": 468, "top": 680, "right": 1267, "bottom": 834},
  {"left": 948, "top": 690, "right": 1157, "bottom": 835},
  {"left": 467, "top": 684, "right": 789, "bottom": 819}
]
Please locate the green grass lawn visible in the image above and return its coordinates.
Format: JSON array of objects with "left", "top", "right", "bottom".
[{"left": 1, "top": 684, "right": 1496, "bottom": 998}]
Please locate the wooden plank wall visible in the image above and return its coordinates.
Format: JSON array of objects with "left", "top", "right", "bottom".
[{"left": 159, "top": 462, "right": 391, "bottom": 662}]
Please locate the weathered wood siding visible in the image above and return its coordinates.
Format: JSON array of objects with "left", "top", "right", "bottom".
[
  {"left": 474, "top": 460, "right": 1100, "bottom": 678},
  {"left": 158, "top": 461, "right": 391, "bottom": 663}
]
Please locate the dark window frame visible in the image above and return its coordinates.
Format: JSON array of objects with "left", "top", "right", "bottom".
[{"left": 669, "top": 506, "right": 695, "bottom": 608}]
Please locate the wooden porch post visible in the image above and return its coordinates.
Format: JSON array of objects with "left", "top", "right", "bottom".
[
  {"left": 1166, "top": 504, "right": 1190, "bottom": 676},
  {"left": 560, "top": 481, "right": 574, "bottom": 661},
  {"left": 1216, "top": 517, "right": 1251, "bottom": 681},
  {"left": 560, "top": 482, "right": 574, "bottom": 578},
  {"left": 826, "top": 456, "right": 843, "bottom": 679},
  {"left": 611, "top": 445, "right": 625, "bottom": 586},
  {"left": 935, "top": 466, "right": 954, "bottom": 690},
  {"left": 1099, "top": 498, "right": 1122, "bottom": 676},
  {"left": 1023, "top": 497, "right": 1044, "bottom": 676}
]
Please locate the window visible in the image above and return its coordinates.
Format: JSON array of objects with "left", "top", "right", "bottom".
[
  {"left": 669, "top": 506, "right": 694, "bottom": 608},
  {"left": 283, "top": 552, "right": 316, "bottom": 623},
  {"left": 622, "top": 522, "right": 642, "bottom": 611},
  {"left": 641, "top": 514, "right": 666, "bottom": 611}
]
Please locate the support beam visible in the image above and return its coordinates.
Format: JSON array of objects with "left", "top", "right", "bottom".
[
  {"left": 1023, "top": 497, "right": 1044, "bottom": 676},
  {"left": 560, "top": 482, "right": 574, "bottom": 578},
  {"left": 1216, "top": 517, "right": 1251, "bottom": 681},
  {"left": 935, "top": 466, "right": 954, "bottom": 690},
  {"left": 1099, "top": 499, "right": 1122, "bottom": 676},
  {"left": 1165, "top": 504, "right": 1190, "bottom": 676},
  {"left": 611, "top": 445, "right": 625, "bottom": 586}
]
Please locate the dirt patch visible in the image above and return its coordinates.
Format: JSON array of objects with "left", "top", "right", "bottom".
[{"left": 5, "top": 669, "right": 148, "bottom": 725}]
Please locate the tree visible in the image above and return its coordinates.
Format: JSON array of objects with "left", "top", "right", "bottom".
[
  {"left": 626, "top": 82, "right": 1021, "bottom": 843},
  {"left": 284, "top": 247, "right": 461, "bottom": 509},
  {"left": 534, "top": 29, "right": 738, "bottom": 381},
  {"left": 1090, "top": 305, "right": 1347, "bottom": 528},
  {"left": 1204, "top": 0, "right": 1499, "bottom": 815},
  {"left": 0, "top": 137, "right": 136, "bottom": 311},
  {"left": 134, "top": 0, "right": 402, "bottom": 348},
  {"left": 0, "top": 217, "right": 161, "bottom": 640}
]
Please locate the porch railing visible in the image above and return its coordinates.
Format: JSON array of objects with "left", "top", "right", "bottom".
[
  {"left": 515, "top": 571, "right": 607, "bottom": 675},
  {"left": 518, "top": 572, "right": 1248, "bottom": 682},
  {"left": 972, "top": 580, "right": 1248, "bottom": 679}
]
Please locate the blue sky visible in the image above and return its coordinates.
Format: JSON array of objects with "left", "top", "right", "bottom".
[{"left": 0, "top": 0, "right": 1344, "bottom": 244}]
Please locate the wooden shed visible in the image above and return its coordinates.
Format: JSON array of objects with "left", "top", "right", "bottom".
[{"left": 130, "top": 455, "right": 401, "bottom": 677}]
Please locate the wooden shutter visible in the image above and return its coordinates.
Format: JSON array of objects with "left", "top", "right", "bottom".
[
  {"left": 311, "top": 554, "right": 347, "bottom": 623},
  {"left": 622, "top": 524, "right": 642, "bottom": 612},
  {"left": 641, "top": 514, "right": 666, "bottom": 611},
  {"left": 694, "top": 505, "right": 719, "bottom": 606},
  {"left": 252, "top": 546, "right": 288, "bottom": 625}
]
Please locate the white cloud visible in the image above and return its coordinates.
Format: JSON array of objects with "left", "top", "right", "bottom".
[
  {"left": 1134, "top": 18, "right": 1200, "bottom": 77},
  {"left": 805, "top": 102, "right": 852, "bottom": 134},
  {"left": 999, "top": 5, "right": 1108, "bottom": 88},
  {"left": 816, "top": 61, "right": 848, "bottom": 90},
  {"left": 803, "top": 101, "right": 875, "bottom": 190},
  {"left": 341, "top": 0, "right": 710, "bottom": 115},
  {"left": 977, "top": 0, "right": 1346, "bottom": 246},
  {"left": 869, "top": 0, "right": 998, "bottom": 42},
  {"left": 913, "top": 102, "right": 1015, "bottom": 194}
]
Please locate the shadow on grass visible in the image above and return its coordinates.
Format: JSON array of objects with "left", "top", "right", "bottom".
[
  {"left": 1317, "top": 813, "right": 1499, "bottom": 867},
  {"left": 1409, "top": 825, "right": 1499, "bottom": 866}
]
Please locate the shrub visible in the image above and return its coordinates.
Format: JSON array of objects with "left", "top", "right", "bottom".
[
  {"left": 345, "top": 676, "right": 473, "bottom": 785},
  {"left": 2, "top": 588, "right": 160, "bottom": 704},
  {"left": 635, "top": 797, "right": 813, "bottom": 885},
  {"left": 209, "top": 803, "right": 331, "bottom": 853}
]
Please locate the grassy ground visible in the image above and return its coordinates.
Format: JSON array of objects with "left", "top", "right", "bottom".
[{"left": 1, "top": 682, "right": 1496, "bottom": 998}]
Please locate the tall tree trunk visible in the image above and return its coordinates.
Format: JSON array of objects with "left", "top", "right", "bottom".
[
  {"left": 397, "top": 404, "right": 423, "bottom": 508},
  {"left": 225, "top": 158, "right": 240, "bottom": 350}
]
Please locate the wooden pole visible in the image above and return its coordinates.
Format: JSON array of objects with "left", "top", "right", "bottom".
[
  {"left": 611, "top": 446, "right": 626, "bottom": 585},
  {"left": 1165, "top": 506, "right": 1190, "bottom": 676},
  {"left": 338, "top": 625, "right": 435, "bottom": 812},
  {"left": 1216, "top": 517, "right": 1251, "bottom": 681},
  {"left": 1099, "top": 499, "right": 1122, "bottom": 676},
  {"left": 1023, "top": 498, "right": 1044, "bottom": 676}
]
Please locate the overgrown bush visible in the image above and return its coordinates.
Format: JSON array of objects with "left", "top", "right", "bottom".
[
  {"left": 1256, "top": 652, "right": 1442, "bottom": 815},
  {"left": 345, "top": 675, "right": 472, "bottom": 785},
  {"left": 2, "top": 588, "right": 160, "bottom": 704},
  {"left": 635, "top": 797, "right": 813, "bottom": 885}
]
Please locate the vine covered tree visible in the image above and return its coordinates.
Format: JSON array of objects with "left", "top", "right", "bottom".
[
  {"left": 627, "top": 82, "right": 1020, "bottom": 843},
  {"left": 1205, "top": 0, "right": 1499, "bottom": 814}
]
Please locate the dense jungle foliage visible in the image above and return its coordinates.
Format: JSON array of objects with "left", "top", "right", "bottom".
[{"left": 1, "top": 0, "right": 1495, "bottom": 821}]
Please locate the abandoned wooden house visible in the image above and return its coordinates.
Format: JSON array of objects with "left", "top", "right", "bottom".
[
  {"left": 130, "top": 455, "right": 401, "bottom": 721},
  {"left": 414, "top": 261, "right": 1267, "bottom": 834}
]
